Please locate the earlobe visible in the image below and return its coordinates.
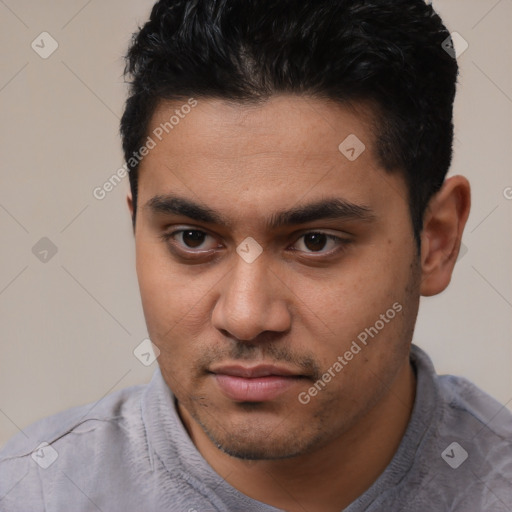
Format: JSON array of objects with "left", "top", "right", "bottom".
[
  {"left": 127, "top": 193, "right": 134, "bottom": 216},
  {"left": 419, "top": 175, "right": 471, "bottom": 297},
  {"left": 126, "top": 193, "right": 135, "bottom": 234}
]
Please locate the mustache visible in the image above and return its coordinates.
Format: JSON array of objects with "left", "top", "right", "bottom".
[{"left": 194, "top": 342, "right": 323, "bottom": 380}]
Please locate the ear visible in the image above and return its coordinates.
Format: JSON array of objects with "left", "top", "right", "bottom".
[
  {"left": 419, "top": 175, "right": 471, "bottom": 296},
  {"left": 126, "top": 193, "right": 135, "bottom": 233}
]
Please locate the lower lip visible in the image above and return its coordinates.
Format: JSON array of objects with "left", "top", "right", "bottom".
[{"left": 214, "top": 374, "right": 302, "bottom": 402}]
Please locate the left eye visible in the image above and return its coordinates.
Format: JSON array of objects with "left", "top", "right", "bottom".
[{"left": 291, "top": 232, "right": 344, "bottom": 254}]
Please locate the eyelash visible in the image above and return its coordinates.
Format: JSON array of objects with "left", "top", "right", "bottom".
[{"left": 160, "top": 228, "right": 351, "bottom": 259}]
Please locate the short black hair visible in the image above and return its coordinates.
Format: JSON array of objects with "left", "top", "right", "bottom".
[{"left": 120, "top": 0, "right": 458, "bottom": 251}]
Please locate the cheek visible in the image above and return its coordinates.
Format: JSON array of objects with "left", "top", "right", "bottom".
[
  {"left": 136, "top": 240, "right": 187, "bottom": 334},
  {"left": 291, "top": 252, "right": 410, "bottom": 351},
  {"left": 135, "top": 239, "right": 220, "bottom": 354}
]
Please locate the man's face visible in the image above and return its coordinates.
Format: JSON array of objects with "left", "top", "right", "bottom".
[{"left": 133, "top": 95, "right": 421, "bottom": 459}]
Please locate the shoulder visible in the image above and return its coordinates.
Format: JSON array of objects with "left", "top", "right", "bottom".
[
  {"left": 406, "top": 345, "right": 512, "bottom": 510},
  {"left": 0, "top": 381, "right": 156, "bottom": 511},
  {"left": 438, "top": 372, "right": 512, "bottom": 439},
  {"left": 434, "top": 372, "right": 512, "bottom": 509},
  {"left": 411, "top": 344, "right": 512, "bottom": 439},
  {"left": 0, "top": 381, "right": 147, "bottom": 460}
]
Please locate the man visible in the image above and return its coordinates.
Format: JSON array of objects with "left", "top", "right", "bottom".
[{"left": 1, "top": 0, "right": 511, "bottom": 510}]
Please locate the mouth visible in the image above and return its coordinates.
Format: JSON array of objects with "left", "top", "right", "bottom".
[{"left": 209, "top": 364, "right": 307, "bottom": 402}]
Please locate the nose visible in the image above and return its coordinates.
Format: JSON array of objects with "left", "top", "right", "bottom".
[{"left": 211, "top": 252, "right": 292, "bottom": 342}]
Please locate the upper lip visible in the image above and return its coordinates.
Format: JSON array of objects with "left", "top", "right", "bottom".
[{"left": 209, "top": 364, "right": 302, "bottom": 378}]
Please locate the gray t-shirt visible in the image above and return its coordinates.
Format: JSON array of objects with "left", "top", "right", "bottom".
[{"left": 1, "top": 344, "right": 511, "bottom": 511}]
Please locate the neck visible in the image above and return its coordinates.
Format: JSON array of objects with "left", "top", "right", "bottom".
[{"left": 178, "top": 356, "right": 417, "bottom": 512}]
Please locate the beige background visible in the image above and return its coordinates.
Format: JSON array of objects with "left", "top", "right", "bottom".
[{"left": 0, "top": 0, "right": 511, "bottom": 448}]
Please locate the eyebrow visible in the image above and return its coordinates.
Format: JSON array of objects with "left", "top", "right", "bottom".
[{"left": 144, "top": 194, "right": 376, "bottom": 230}]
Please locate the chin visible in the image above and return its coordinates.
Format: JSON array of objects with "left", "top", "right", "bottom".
[{"left": 195, "top": 412, "right": 323, "bottom": 461}]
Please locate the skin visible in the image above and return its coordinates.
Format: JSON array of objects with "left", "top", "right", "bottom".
[{"left": 127, "top": 95, "right": 470, "bottom": 511}]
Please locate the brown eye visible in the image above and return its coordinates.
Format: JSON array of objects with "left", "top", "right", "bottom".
[
  {"left": 181, "top": 230, "right": 207, "bottom": 248},
  {"left": 291, "top": 232, "right": 348, "bottom": 255},
  {"left": 161, "top": 228, "right": 219, "bottom": 254},
  {"left": 303, "top": 233, "right": 328, "bottom": 252}
]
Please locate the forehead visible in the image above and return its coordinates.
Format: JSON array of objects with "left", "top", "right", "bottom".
[
  {"left": 137, "top": 95, "right": 408, "bottom": 227},
  {"left": 145, "top": 95, "right": 378, "bottom": 161}
]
